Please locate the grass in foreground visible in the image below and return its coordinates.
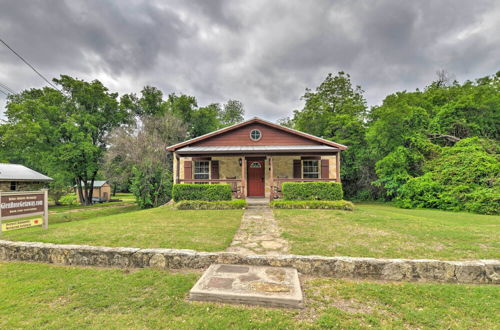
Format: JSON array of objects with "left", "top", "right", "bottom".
[
  {"left": 3, "top": 207, "right": 242, "bottom": 251},
  {"left": 1, "top": 262, "right": 498, "bottom": 329},
  {"left": 275, "top": 203, "right": 500, "bottom": 260}
]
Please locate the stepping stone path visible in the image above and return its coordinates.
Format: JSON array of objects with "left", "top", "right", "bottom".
[
  {"left": 189, "top": 264, "right": 303, "bottom": 308},
  {"left": 227, "top": 200, "right": 289, "bottom": 255}
]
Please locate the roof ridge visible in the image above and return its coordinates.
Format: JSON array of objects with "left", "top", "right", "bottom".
[{"left": 166, "top": 117, "right": 347, "bottom": 151}]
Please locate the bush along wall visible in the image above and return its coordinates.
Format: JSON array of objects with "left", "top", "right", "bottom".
[
  {"left": 175, "top": 200, "right": 246, "bottom": 210},
  {"left": 172, "top": 184, "right": 232, "bottom": 201},
  {"left": 271, "top": 200, "right": 354, "bottom": 210},
  {"left": 282, "top": 182, "right": 343, "bottom": 200}
]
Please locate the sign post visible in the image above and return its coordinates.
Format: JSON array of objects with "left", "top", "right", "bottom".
[
  {"left": 0, "top": 190, "right": 49, "bottom": 235},
  {"left": 43, "top": 189, "right": 48, "bottom": 230},
  {"left": 0, "top": 191, "right": 2, "bottom": 237}
]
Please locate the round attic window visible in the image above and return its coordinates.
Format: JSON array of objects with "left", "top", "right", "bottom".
[{"left": 250, "top": 129, "right": 262, "bottom": 141}]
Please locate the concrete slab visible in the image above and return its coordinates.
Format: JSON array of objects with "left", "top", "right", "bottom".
[{"left": 189, "top": 264, "right": 304, "bottom": 309}]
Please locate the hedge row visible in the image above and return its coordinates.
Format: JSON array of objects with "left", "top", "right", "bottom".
[
  {"left": 271, "top": 200, "right": 354, "bottom": 210},
  {"left": 172, "top": 184, "right": 232, "bottom": 201},
  {"left": 175, "top": 200, "right": 246, "bottom": 210},
  {"left": 282, "top": 182, "right": 343, "bottom": 200}
]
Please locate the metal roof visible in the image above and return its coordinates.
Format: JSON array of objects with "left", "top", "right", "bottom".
[
  {"left": 0, "top": 163, "right": 53, "bottom": 181},
  {"left": 176, "top": 145, "right": 339, "bottom": 154},
  {"left": 75, "top": 181, "right": 108, "bottom": 188}
]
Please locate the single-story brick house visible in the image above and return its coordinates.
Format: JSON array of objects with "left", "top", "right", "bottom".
[
  {"left": 0, "top": 163, "right": 52, "bottom": 192},
  {"left": 167, "top": 117, "right": 347, "bottom": 199},
  {"left": 75, "top": 181, "right": 112, "bottom": 202}
]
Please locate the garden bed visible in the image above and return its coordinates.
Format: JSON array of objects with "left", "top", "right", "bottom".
[
  {"left": 271, "top": 200, "right": 354, "bottom": 210},
  {"left": 175, "top": 200, "right": 246, "bottom": 210}
]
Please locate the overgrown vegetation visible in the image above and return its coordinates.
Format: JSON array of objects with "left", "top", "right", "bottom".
[
  {"left": 286, "top": 71, "right": 499, "bottom": 213},
  {"left": 172, "top": 184, "right": 232, "bottom": 201},
  {"left": 397, "top": 138, "right": 499, "bottom": 214},
  {"left": 175, "top": 200, "right": 246, "bottom": 210},
  {"left": 271, "top": 200, "right": 354, "bottom": 210},
  {"left": 130, "top": 165, "right": 172, "bottom": 208},
  {"left": 282, "top": 182, "right": 343, "bottom": 200}
]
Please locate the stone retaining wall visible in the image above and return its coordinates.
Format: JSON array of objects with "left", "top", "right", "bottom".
[{"left": 1, "top": 240, "right": 498, "bottom": 284}]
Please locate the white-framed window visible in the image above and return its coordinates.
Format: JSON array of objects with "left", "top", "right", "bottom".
[
  {"left": 302, "top": 160, "right": 319, "bottom": 178},
  {"left": 249, "top": 129, "right": 262, "bottom": 141},
  {"left": 194, "top": 160, "right": 210, "bottom": 180},
  {"left": 10, "top": 181, "right": 17, "bottom": 191}
]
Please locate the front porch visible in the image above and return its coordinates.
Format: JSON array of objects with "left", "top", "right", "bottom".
[{"left": 173, "top": 153, "right": 341, "bottom": 201}]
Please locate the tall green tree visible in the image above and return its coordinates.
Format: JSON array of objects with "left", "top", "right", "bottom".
[
  {"left": 2, "top": 75, "right": 129, "bottom": 205},
  {"left": 218, "top": 99, "right": 244, "bottom": 127},
  {"left": 290, "top": 72, "right": 373, "bottom": 198}
]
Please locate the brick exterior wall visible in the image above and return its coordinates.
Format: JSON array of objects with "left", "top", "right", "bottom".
[{"left": 176, "top": 155, "right": 338, "bottom": 198}]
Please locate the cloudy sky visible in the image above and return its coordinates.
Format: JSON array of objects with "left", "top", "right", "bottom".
[{"left": 1, "top": 0, "right": 499, "bottom": 121}]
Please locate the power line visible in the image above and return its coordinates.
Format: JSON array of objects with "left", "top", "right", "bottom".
[
  {"left": 0, "top": 88, "right": 8, "bottom": 97},
  {"left": 0, "top": 37, "right": 60, "bottom": 91},
  {"left": 0, "top": 81, "right": 15, "bottom": 94}
]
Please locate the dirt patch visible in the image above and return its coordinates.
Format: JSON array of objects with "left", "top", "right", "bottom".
[{"left": 332, "top": 298, "right": 374, "bottom": 314}]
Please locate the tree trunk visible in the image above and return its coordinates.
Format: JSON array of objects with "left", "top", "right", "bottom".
[
  {"left": 76, "top": 178, "right": 85, "bottom": 206},
  {"left": 427, "top": 133, "right": 461, "bottom": 143}
]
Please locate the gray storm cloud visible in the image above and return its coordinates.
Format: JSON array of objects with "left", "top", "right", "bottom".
[{"left": 1, "top": 0, "right": 498, "bottom": 120}]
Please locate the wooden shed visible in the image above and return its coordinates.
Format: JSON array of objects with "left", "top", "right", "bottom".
[{"left": 75, "top": 181, "right": 111, "bottom": 202}]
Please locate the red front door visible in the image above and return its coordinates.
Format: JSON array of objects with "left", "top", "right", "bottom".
[{"left": 247, "top": 160, "right": 265, "bottom": 197}]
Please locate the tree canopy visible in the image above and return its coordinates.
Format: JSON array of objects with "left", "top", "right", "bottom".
[
  {"left": 1, "top": 75, "right": 129, "bottom": 205},
  {"left": 287, "top": 71, "right": 499, "bottom": 213},
  {"left": 0, "top": 76, "right": 245, "bottom": 207}
]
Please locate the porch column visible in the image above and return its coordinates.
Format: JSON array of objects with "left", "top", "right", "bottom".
[
  {"left": 269, "top": 156, "right": 274, "bottom": 201},
  {"left": 241, "top": 156, "right": 246, "bottom": 198},
  {"left": 336, "top": 152, "right": 341, "bottom": 183},
  {"left": 173, "top": 152, "right": 180, "bottom": 184}
]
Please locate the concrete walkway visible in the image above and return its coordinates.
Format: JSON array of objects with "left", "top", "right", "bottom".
[{"left": 226, "top": 198, "right": 289, "bottom": 255}]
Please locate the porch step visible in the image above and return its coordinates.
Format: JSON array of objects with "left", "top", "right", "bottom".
[{"left": 245, "top": 198, "right": 270, "bottom": 207}]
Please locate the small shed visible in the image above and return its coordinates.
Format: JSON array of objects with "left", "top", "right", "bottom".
[
  {"left": 75, "top": 181, "right": 111, "bottom": 202},
  {"left": 0, "top": 163, "right": 53, "bottom": 191}
]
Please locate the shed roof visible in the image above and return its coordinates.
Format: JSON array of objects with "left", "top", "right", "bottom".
[
  {"left": 176, "top": 145, "right": 339, "bottom": 155},
  {"left": 75, "top": 181, "right": 108, "bottom": 188},
  {"left": 0, "top": 163, "right": 53, "bottom": 182},
  {"left": 167, "top": 117, "right": 347, "bottom": 152}
]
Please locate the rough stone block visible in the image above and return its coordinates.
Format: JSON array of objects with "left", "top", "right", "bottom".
[{"left": 189, "top": 264, "right": 304, "bottom": 308}]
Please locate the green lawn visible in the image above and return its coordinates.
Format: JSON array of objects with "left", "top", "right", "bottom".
[
  {"left": 113, "top": 192, "right": 136, "bottom": 201},
  {"left": 48, "top": 201, "right": 135, "bottom": 214},
  {"left": 1, "top": 262, "right": 498, "bottom": 329},
  {"left": 276, "top": 203, "right": 500, "bottom": 260},
  {"left": 4, "top": 207, "right": 242, "bottom": 251}
]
